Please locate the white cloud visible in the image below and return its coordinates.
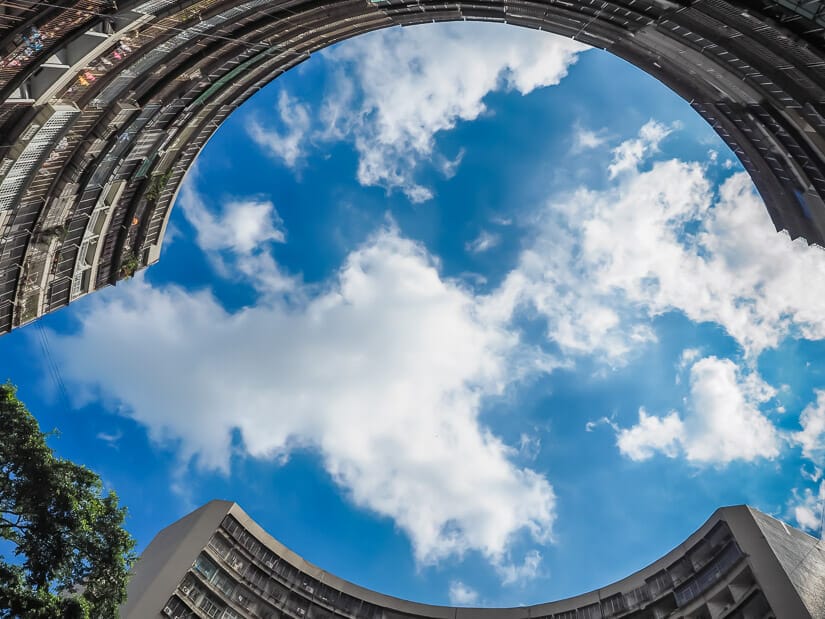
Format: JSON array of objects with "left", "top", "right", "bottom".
[
  {"left": 788, "top": 481, "right": 825, "bottom": 533},
  {"left": 494, "top": 548, "right": 543, "bottom": 585},
  {"left": 794, "top": 390, "right": 825, "bottom": 461},
  {"left": 802, "top": 465, "right": 823, "bottom": 483},
  {"left": 179, "top": 177, "right": 285, "bottom": 255},
  {"left": 572, "top": 124, "right": 607, "bottom": 152},
  {"left": 96, "top": 430, "right": 123, "bottom": 447},
  {"left": 678, "top": 348, "right": 701, "bottom": 370},
  {"left": 617, "top": 408, "right": 683, "bottom": 461},
  {"left": 325, "top": 23, "right": 586, "bottom": 201},
  {"left": 518, "top": 433, "right": 541, "bottom": 461},
  {"left": 682, "top": 357, "right": 778, "bottom": 463},
  {"left": 490, "top": 121, "right": 825, "bottom": 362},
  {"left": 251, "top": 23, "right": 586, "bottom": 202},
  {"left": 49, "top": 226, "right": 557, "bottom": 571},
  {"left": 178, "top": 174, "right": 294, "bottom": 294},
  {"left": 617, "top": 357, "right": 780, "bottom": 464},
  {"left": 675, "top": 348, "right": 702, "bottom": 384},
  {"left": 608, "top": 120, "right": 673, "bottom": 178},
  {"left": 247, "top": 90, "right": 311, "bottom": 168},
  {"left": 448, "top": 581, "right": 479, "bottom": 606},
  {"left": 466, "top": 231, "right": 501, "bottom": 254}
]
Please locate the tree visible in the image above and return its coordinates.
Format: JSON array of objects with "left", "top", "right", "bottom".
[{"left": 0, "top": 383, "right": 136, "bottom": 618}]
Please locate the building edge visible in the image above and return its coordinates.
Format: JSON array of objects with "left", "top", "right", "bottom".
[{"left": 122, "top": 502, "right": 823, "bottom": 619}]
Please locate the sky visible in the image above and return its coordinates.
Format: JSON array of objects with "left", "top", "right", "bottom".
[{"left": 3, "top": 21, "right": 825, "bottom": 608}]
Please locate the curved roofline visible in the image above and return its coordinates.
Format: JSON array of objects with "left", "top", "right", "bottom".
[
  {"left": 223, "top": 501, "right": 745, "bottom": 616},
  {"left": 124, "top": 499, "right": 820, "bottom": 618},
  {"left": 3, "top": 1, "right": 825, "bottom": 335}
]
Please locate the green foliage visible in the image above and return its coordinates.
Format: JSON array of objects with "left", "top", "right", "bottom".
[
  {"left": 118, "top": 253, "right": 140, "bottom": 280},
  {"left": 145, "top": 170, "right": 173, "bottom": 203},
  {"left": 0, "top": 383, "right": 136, "bottom": 618}
]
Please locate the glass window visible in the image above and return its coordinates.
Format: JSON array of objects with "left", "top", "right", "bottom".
[
  {"left": 194, "top": 554, "right": 218, "bottom": 581},
  {"left": 227, "top": 551, "right": 245, "bottom": 574},
  {"left": 199, "top": 595, "right": 221, "bottom": 618},
  {"left": 212, "top": 571, "right": 235, "bottom": 596},
  {"left": 208, "top": 534, "right": 230, "bottom": 558}
]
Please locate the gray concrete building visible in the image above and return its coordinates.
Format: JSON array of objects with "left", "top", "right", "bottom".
[
  {"left": 2, "top": 1, "right": 825, "bottom": 334},
  {"left": 121, "top": 500, "right": 825, "bottom": 619}
]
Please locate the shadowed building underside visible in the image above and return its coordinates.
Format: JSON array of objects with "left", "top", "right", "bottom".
[
  {"left": 122, "top": 501, "right": 825, "bottom": 619},
  {"left": 2, "top": 1, "right": 825, "bottom": 334}
]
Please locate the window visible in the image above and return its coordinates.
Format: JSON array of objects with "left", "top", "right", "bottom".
[
  {"left": 208, "top": 534, "right": 230, "bottom": 558},
  {"left": 199, "top": 595, "right": 221, "bottom": 618},
  {"left": 193, "top": 554, "right": 218, "bottom": 581},
  {"left": 235, "top": 589, "right": 253, "bottom": 610},
  {"left": 576, "top": 603, "right": 601, "bottom": 619},
  {"left": 645, "top": 569, "right": 672, "bottom": 597},
  {"left": 624, "top": 585, "right": 649, "bottom": 610},
  {"left": 246, "top": 566, "right": 267, "bottom": 590},
  {"left": 227, "top": 551, "right": 245, "bottom": 573},
  {"left": 212, "top": 572, "right": 235, "bottom": 596},
  {"left": 600, "top": 593, "right": 626, "bottom": 617},
  {"left": 222, "top": 516, "right": 240, "bottom": 535},
  {"left": 162, "top": 596, "right": 193, "bottom": 618}
]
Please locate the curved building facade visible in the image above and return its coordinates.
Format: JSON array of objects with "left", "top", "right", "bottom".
[
  {"left": 2, "top": 1, "right": 825, "bottom": 334},
  {"left": 121, "top": 500, "right": 825, "bottom": 619}
]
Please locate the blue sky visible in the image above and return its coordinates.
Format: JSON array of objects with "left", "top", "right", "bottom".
[{"left": 3, "top": 21, "right": 825, "bottom": 608}]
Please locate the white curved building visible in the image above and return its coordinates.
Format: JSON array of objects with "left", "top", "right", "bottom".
[{"left": 121, "top": 501, "right": 825, "bottom": 619}]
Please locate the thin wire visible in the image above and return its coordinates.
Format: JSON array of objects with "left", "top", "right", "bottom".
[{"left": 36, "top": 321, "right": 72, "bottom": 412}]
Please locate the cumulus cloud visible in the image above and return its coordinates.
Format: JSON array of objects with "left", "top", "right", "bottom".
[
  {"left": 178, "top": 174, "right": 294, "bottom": 294},
  {"left": 247, "top": 90, "right": 312, "bottom": 168},
  {"left": 489, "top": 121, "right": 825, "bottom": 363},
  {"left": 788, "top": 481, "right": 825, "bottom": 533},
  {"left": 448, "top": 581, "right": 479, "bottom": 606},
  {"left": 617, "top": 357, "right": 779, "bottom": 464},
  {"left": 49, "top": 226, "right": 557, "bottom": 569},
  {"left": 179, "top": 181, "right": 285, "bottom": 254},
  {"left": 794, "top": 390, "right": 825, "bottom": 461},
  {"left": 681, "top": 357, "right": 779, "bottom": 463},
  {"left": 617, "top": 408, "right": 683, "bottom": 461},
  {"left": 495, "top": 548, "right": 543, "bottom": 585},
  {"left": 608, "top": 120, "right": 673, "bottom": 178},
  {"left": 250, "top": 22, "right": 586, "bottom": 202},
  {"left": 322, "top": 23, "right": 586, "bottom": 200}
]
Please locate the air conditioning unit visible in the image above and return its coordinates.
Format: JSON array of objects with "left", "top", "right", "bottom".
[
  {"left": 163, "top": 607, "right": 172, "bottom": 616},
  {"left": 180, "top": 585, "right": 191, "bottom": 595}
]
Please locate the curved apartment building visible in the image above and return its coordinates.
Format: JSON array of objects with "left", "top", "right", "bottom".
[
  {"left": 1, "top": 1, "right": 825, "bottom": 333},
  {"left": 121, "top": 500, "right": 825, "bottom": 619}
]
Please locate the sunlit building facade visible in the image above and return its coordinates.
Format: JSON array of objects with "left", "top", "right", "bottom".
[
  {"left": 121, "top": 500, "right": 825, "bottom": 619},
  {"left": 2, "top": 1, "right": 825, "bottom": 334}
]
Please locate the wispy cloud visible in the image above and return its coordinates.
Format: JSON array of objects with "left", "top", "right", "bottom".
[
  {"left": 178, "top": 171, "right": 294, "bottom": 295},
  {"left": 466, "top": 231, "right": 501, "bottom": 254},
  {"left": 572, "top": 123, "right": 608, "bottom": 152},
  {"left": 608, "top": 119, "right": 674, "bottom": 178},
  {"left": 246, "top": 90, "right": 311, "bottom": 169},
  {"left": 249, "top": 23, "right": 587, "bottom": 202},
  {"left": 96, "top": 430, "right": 123, "bottom": 447},
  {"left": 448, "top": 581, "right": 479, "bottom": 605}
]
